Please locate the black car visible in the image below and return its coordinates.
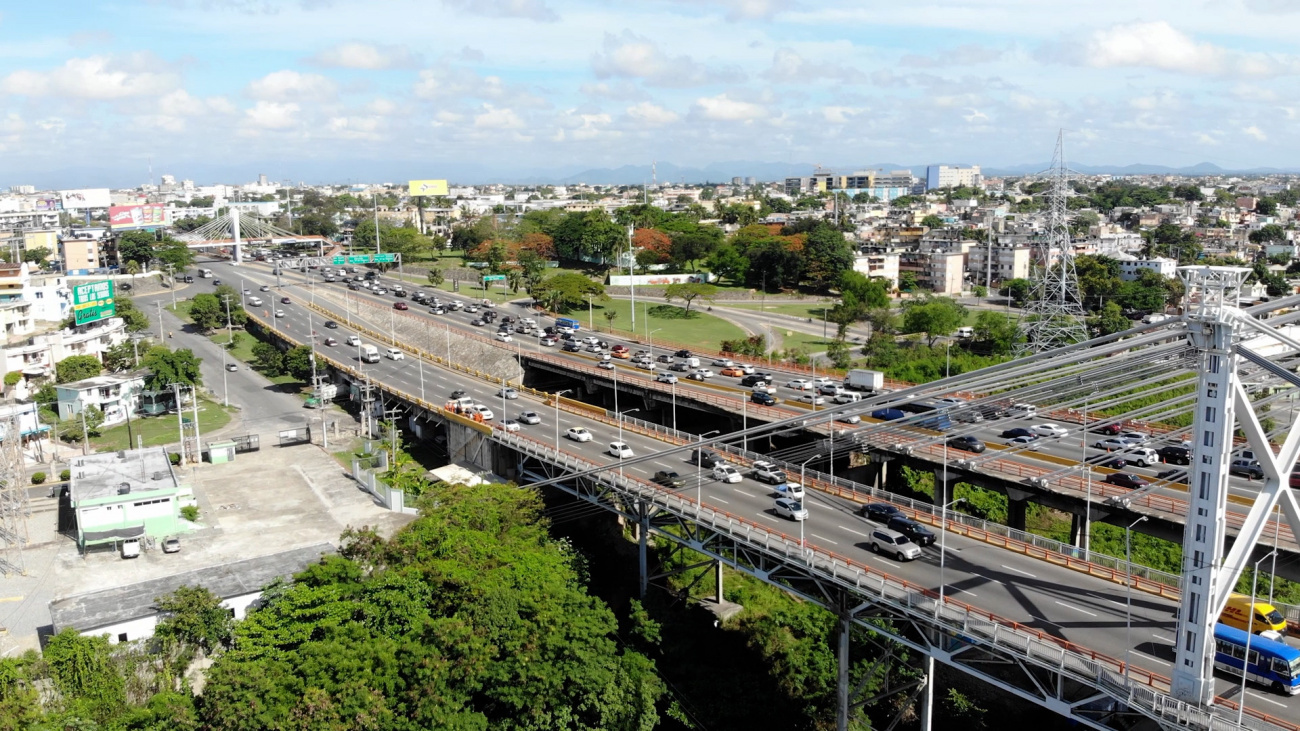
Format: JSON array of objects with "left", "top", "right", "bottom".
[
  {"left": 563, "top": 342, "right": 581, "bottom": 352},
  {"left": 740, "top": 375, "right": 770, "bottom": 387},
  {"left": 324, "top": 320, "right": 338, "bottom": 329},
  {"left": 653, "top": 471, "right": 686, "bottom": 488},
  {"left": 675, "top": 349, "right": 692, "bottom": 358},
  {"left": 1097, "top": 455, "right": 1127, "bottom": 470},
  {"left": 860, "top": 503, "right": 903, "bottom": 523},
  {"left": 1157, "top": 469, "right": 1188, "bottom": 484},
  {"left": 1104, "top": 473, "right": 1149, "bottom": 489},
  {"left": 182, "top": 275, "right": 194, "bottom": 283},
  {"left": 751, "top": 391, "right": 777, "bottom": 406},
  {"left": 946, "top": 436, "right": 986, "bottom": 453},
  {"left": 887, "top": 516, "right": 936, "bottom": 547},
  {"left": 212, "top": 279, "right": 221, "bottom": 286},
  {"left": 1000, "top": 427, "right": 1035, "bottom": 439},
  {"left": 449, "top": 390, "right": 467, "bottom": 400},
  {"left": 1157, "top": 445, "right": 1191, "bottom": 465},
  {"left": 689, "top": 449, "right": 725, "bottom": 468}
]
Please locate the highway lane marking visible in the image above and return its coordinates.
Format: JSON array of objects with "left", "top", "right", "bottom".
[
  {"left": 1248, "top": 691, "right": 1287, "bottom": 708},
  {"left": 838, "top": 525, "right": 869, "bottom": 538},
  {"left": 944, "top": 586, "right": 977, "bottom": 598},
  {"left": 1151, "top": 633, "right": 1174, "bottom": 643},
  {"left": 1136, "top": 652, "right": 1171, "bottom": 667},
  {"left": 810, "top": 533, "right": 838, "bottom": 545},
  {"left": 1000, "top": 564, "right": 1037, "bottom": 578},
  {"left": 732, "top": 487, "right": 750, "bottom": 495},
  {"left": 711, "top": 497, "right": 729, "bottom": 504},
  {"left": 1054, "top": 601, "right": 1097, "bottom": 617}
]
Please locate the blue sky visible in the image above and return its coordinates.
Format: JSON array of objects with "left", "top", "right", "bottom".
[{"left": 2, "top": 0, "right": 1299, "bottom": 186}]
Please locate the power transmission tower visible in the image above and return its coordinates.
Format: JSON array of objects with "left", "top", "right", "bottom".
[
  {"left": 1016, "top": 130, "right": 1088, "bottom": 353},
  {"left": 0, "top": 416, "right": 31, "bottom": 576}
]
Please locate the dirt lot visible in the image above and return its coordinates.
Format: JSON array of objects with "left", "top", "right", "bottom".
[{"left": 0, "top": 443, "right": 413, "bottom": 656}]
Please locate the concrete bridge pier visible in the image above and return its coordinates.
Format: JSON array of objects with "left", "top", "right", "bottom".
[{"left": 1005, "top": 487, "right": 1032, "bottom": 532}]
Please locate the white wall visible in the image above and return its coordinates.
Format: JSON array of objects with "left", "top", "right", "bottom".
[{"left": 87, "top": 590, "right": 263, "bottom": 644}]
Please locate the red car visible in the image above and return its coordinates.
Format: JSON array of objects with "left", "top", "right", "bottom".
[{"left": 393, "top": 302, "right": 408, "bottom": 310}]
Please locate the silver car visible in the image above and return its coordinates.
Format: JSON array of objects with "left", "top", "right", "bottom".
[{"left": 868, "top": 527, "right": 921, "bottom": 561}]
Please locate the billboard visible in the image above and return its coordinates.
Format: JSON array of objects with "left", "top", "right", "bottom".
[
  {"left": 34, "top": 198, "right": 61, "bottom": 212},
  {"left": 109, "top": 204, "right": 166, "bottom": 229},
  {"left": 407, "top": 179, "right": 448, "bottom": 197},
  {"left": 72, "top": 280, "right": 115, "bottom": 326},
  {"left": 59, "top": 188, "right": 111, "bottom": 210}
]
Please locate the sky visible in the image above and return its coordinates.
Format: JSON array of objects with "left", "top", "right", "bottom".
[{"left": 2, "top": 0, "right": 1300, "bottom": 187}]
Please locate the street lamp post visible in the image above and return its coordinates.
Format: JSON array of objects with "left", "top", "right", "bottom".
[
  {"left": 1240, "top": 549, "right": 1278, "bottom": 725},
  {"left": 671, "top": 380, "right": 677, "bottom": 434},
  {"left": 1082, "top": 389, "right": 1098, "bottom": 560},
  {"left": 799, "top": 454, "right": 818, "bottom": 548},
  {"left": 945, "top": 341, "right": 951, "bottom": 379},
  {"left": 1124, "top": 515, "right": 1148, "bottom": 676},
  {"left": 649, "top": 327, "right": 661, "bottom": 355},
  {"left": 554, "top": 389, "right": 572, "bottom": 451},
  {"left": 937, "top": 496, "right": 967, "bottom": 611},
  {"left": 697, "top": 429, "right": 721, "bottom": 509}
]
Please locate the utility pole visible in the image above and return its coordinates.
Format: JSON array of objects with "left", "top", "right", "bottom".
[
  {"left": 627, "top": 224, "right": 635, "bottom": 332},
  {"left": 155, "top": 301, "right": 164, "bottom": 341},
  {"left": 172, "top": 383, "right": 186, "bottom": 464},
  {"left": 221, "top": 295, "right": 232, "bottom": 407}
]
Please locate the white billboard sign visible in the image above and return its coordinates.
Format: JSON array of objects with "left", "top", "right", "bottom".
[{"left": 59, "top": 188, "right": 111, "bottom": 210}]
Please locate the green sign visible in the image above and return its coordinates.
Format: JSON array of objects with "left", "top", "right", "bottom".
[
  {"left": 73, "top": 280, "right": 115, "bottom": 325},
  {"left": 348, "top": 255, "right": 373, "bottom": 264},
  {"left": 374, "top": 253, "right": 397, "bottom": 263},
  {"left": 481, "top": 274, "right": 506, "bottom": 282},
  {"left": 333, "top": 254, "right": 399, "bottom": 265},
  {"left": 332, "top": 256, "right": 346, "bottom": 265}
]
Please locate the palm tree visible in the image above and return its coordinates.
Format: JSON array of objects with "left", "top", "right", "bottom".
[
  {"left": 506, "top": 269, "right": 524, "bottom": 293},
  {"left": 603, "top": 310, "right": 618, "bottom": 332}
]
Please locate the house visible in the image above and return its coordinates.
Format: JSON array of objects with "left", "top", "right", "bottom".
[
  {"left": 48, "top": 543, "right": 335, "bottom": 644},
  {"left": 56, "top": 371, "right": 146, "bottom": 426},
  {"left": 67, "top": 447, "right": 194, "bottom": 551}
]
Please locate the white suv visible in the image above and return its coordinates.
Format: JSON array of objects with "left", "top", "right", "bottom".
[
  {"left": 712, "top": 464, "right": 742, "bottom": 483},
  {"left": 786, "top": 379, "right": 813, "bottom": 390}
]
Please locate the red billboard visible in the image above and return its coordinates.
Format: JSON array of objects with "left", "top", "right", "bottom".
[{"left": 109, "top": 204, "right": 166, "bottom": 229}]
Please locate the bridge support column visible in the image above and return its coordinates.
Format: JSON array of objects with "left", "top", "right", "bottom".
[
  {"left": 637, "top": 500, "right": 649, "bottom": 598},
  {"left": 1005, "top": 487, "right": 1031, "bottom": 532},
  {"left": 1069, "top": 512, "right": 1084, "bottom": 548},
  {"left": 918, "top": 654, "right": 934, "bottom": 731},
  {"left": 933, "top": 467, "right": 953, "bottom": 508},
  {"left": 714, "top": 559, "right": 723, "bottom": 603}
]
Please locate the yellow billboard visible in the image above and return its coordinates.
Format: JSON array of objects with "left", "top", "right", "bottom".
[{"left": 408, "top": 179, "right": 448, "bottom": 196}]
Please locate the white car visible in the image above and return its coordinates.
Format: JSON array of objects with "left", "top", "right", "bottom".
[
  {"left": 597, "top": 361, "right": 615, "bottom": 370},
  {"left": 656, "top": 373, "right": 678, "bottom": 384},
  {"left": 385, "top": 348, "right": 404, "bottom": 361},
  {"left": 582, "top": 336, "right": 600, "bottom": 346},
  {"left": 811, "top": 376, "right": 833, "bottom": 387},
  {"left": 275, "top": 309, "right": 286, "bottom": 318},
  {"left": 225, "top": 363, "right": 238, "bottom": 372},
  {"left": 712, "top": 464, "right": 742, "bottom": 483},
  {"left": 345, "top": 335, "right": 361, "bottom": 346},
  {"left": 799, "top": 394, "right": 826, "bottom": 406},
  {"left": 786, "top": 379, "right": 813, "bottom": 390},
  {"left": 498, "top": 388, "right": 519, "bottom": 400},
  {"left": 751, "top": 383, "right": 778, "bottom": 394},
  {"left": 500, "top": 420, "right": 521, "bottom": 433},
  {"left": 518, "top": 411, "right": 542, "bottom": 425},
  {"left": 1118, "top": 431, "right": 1149, "bottom": 445},
  {"left": 1032, "top": 423, "right": 1068, "bottom": 438},
  {"left": 737, "top": 364, "right": 756, "bottom": 375},
  {"left": 712, "top": 358, "right": 735, "bottom": 367},
  {"left": 1007, "top": 403, "right": 1037, "bottom": 418},
  {"left": 471, "top": 405, "right": 494, "bottom": 420},
  {"left": 566, "top": 427, "right": 593, "bottom": 442},
  {"left": 636, "top": 361, "right": 657, "bottom": 370},
  {"left": 692, "top": 368, "right": 715, "bottom": 379},
  {"left": 773, "top": 497, "right": 808, "bottom": 521},
  {"left": 608, "top": 441, "right": 634, "bottom": 458},
  {"left": 540, "top": 337, "right": 558, "bottom": 347},
  {"left": 936, "top": 397, "right": 965, "bottom": 405},
  {"left": 494, "top": 333, "right": 513, "bottom": 343}
]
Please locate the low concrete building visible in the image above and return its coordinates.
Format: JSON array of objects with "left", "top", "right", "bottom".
[
  {"left": 56, "top": 371, "right": 146, "bottom": 426},
  {"left": 0, "top": 316, "right": 128, "bottom": 380},
  {"left": 853, "top": 250, "right": 900, "bottom": 290},
  {"left": 968, "top": 241, "right": 1032, "bottom": 286},
  {"left": 48, "top": 543, "right": 335, "bottom": 644},
  {"left": 68, "top": 447, "right": 193, "bottom": 551},
  {"left": 1114, "top": 254, "right": 1177, "bottom": 281}
]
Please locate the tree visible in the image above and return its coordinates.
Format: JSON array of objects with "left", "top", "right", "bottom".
[
  {"left": 802, "top": 224, "right": 854, "bottom": 290},
  {"left": 114, "top": 295, "right": 151, "bottom": 332},
  {"left": 517, "top": 249, "right": 547, "bottom": 292},
  {"left": 1249, "top": 224, "right": 1287, "bottom": 245},
  {"left": 920, "top": 214, "right": 944, "bottom": 229},
  {"left": 743, "top": 240, "right": 803, "bottom": 290},
  {"left": 1000, "top": 278, "right": 1032, "bottom": 305},
  {"left": 116, "top": 230, "right": 156, "bottom": 268},
  {"left": 898, "top": 271, "right": 920, "bottom": 292},
  {"left": 42, "top": 628, "right": 125, "bottom": 723},
  {"left": 283, "top": 345, "right": 314, "bottom": 381},
  {"left": 972, "top": 311, "right": 1019, "bottom": 355},
  {"left": 603, "top": 310, "right": 618, "bottom": 331},
  {"left": 22, "top": 247, "right": 50, "bottom": 266},
  {"left": 155, "top": 585, "right": 234, "bottom": 654},
  {"left": 58, "top": 405, "right": 105, "bottom": 442},
  {"left": 142, "top": 346, "right": 202, "bottom": 391},
  {"left": 663, "top": 282, "right": 718, "bottom": 314},
  {"left": 506, "top": 268, "right": 524, "bottom": 293},
  {"left": 188, "top": 293, "right": 225, "bottom": 332},
  {"left": 1089, "top": 301, "right": 1131, "bottom": 337},
  {"left": 706, "top": 244, "right": 749, "bottom": 285},
  {"left": 669, "top": 230, "right": 721, "bottom": 270},
  {"left": 531, "top": 273, "right": 605, "bottom": 313},
  {"left": 901, "top": 297, "right": 967, "bottom": 346},
  {"left": 426, "top": 268, "right": 445, "bottom": 288},
  {"left": 252, "top": 341, "right": 284, "bottom": 375},
  {"left": 55, "top": 354, "right": 102, "bottom": 384},
  {"left": 156, "top": 239, "right": 196, "bottom": 272}
]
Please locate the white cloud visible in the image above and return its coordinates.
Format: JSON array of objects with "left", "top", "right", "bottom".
[
  {"left": 901, "top": 44, "right": 1005, "bottom": 68},
  {"left": 0, "top": 55, "right": 179, "bottom": 100},
  {"left": 1068, "top": 21, "right": 1300, "bottom": 78},
  {"left": 962, "top": 108, "right": 989, "bottom": 123},
  {"left": 310, "top": 42, "right": 417, "bottom": 70},
  {"left": 244, "top": 101, "right": 300, "bottom": 130},
  {"left": 1243, "top": 125, "right": 1268, "bottom": 141},
  {"left": 664, "top": 0, "right": 796, "bottom": 21},
  {"left": 474, "top": 104, "right": 524, "bottom": 129},
  {"left": 554, "top": 110, "right": 614, "bottom": 141},
  {"left": 693, "top": 93, "right": 766, "bottom": 121},
  {"left": 821, "top": 106, "right": 861, "bottom": 123},
  {"left": 246, "top": 70, "right": 338, "bottom": 101},
  {"left": 764, "top": 47, "right": 865, "bottom": 84},
  {"left": 326, "top": 115, "right": 382, "bottom": 139},
  {"left": 440, "top": 0, "right": 558, "bottom": 22},
  {"left": 592, "top": 30, "right": 743, "bottom": 88},
  {"left": 626, "top": 102, "right": 680, "bottom": 126}
]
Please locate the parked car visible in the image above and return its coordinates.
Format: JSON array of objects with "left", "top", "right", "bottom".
[
  {"left": 860, "top": 503, "right": 902, "bottom": 523},
  {"left": 713, "top": 464, "right": 742, "bottom": 483},
  {"left": 518, "top": 411, "right": 541, "bottom": 425},
  {"left": 868, "top": 527, "right": 921, "bottom": 560},
  {"left": 654, "top": 471, "right": 686, "bottom": 488},
  {"left": 1104, "top": 473, "right": 1149, "bottom": 489},
  {"left": 887, "top": 516, "right": 936, "bottom": 547},
  {"left": 773, "top": 497, "right": 808, "bottom": 521},
  {"left": 946, "top": 436, "right": 986, "bottom": 453},
  {"left": 1032, "top": 423, "right": 1068, "bottom": 438},
  {"left": 566, "top": 427, "right": 593, "bottom": 442}
]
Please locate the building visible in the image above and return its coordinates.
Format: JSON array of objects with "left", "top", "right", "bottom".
[
  {"left": 926, "top": 165, "right": 982, "bottom": 191},
  {"left": 56, "top": 372, "right": 146, "bottom": 426},
  {"left": 852, "top": 250, "right": 900, "bottom": 290},
  {"left": 66, "top": 447, "right": 193, "bottom": 551},
  {"left": 926, "top": 251, "right": 966, "bottom": 295},
  {"left": 0, "top": 316, "right": 128, "bottom": 380},
  {"left": 1114, "top": 254, "right": 1177, "bottom": 281},
  {"left": 27, "top": 273, "right": 70, "bottom": 322},
  {"left": 968, "top": 241, "right": 1033, "bottom": 286},
  {"left": 48, "top": 544, "right": 335, "bottom": 644}
]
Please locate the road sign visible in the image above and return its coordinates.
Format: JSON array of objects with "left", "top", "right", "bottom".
[
  {"left": 347, "top": 255, "right": 373, "bottom": 264},
  {"left": 332, "top": 256, "right": 345, "bottom": 265},
  {"left": 482, "top": 274, "right": 506, "bottom": 282},
  {"left": 72, "top": 280, "right": 115, "bottom": 326},
  {"left": 374, "top": 253, "right": 397, "bottom": 264}
]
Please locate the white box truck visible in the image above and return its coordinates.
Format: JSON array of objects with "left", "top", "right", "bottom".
[
  {"left": 843, "top": 369, "right": 884, "bottom": 392},
  {"left": 360, "top": 344, "right": 380, "bottom": 363}
]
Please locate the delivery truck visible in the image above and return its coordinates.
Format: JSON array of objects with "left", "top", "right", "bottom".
[
  {"left": 360, "top": 344, "right": 380, "bottom": 363},
  {"left": 843, "top": 369, "right": 884, "bottom": 393}
]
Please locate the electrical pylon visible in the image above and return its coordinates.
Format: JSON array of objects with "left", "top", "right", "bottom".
[{"left": 1016, "top": 131, "right": 1088, "bottom": 353}]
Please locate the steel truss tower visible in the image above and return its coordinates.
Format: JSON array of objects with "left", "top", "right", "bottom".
[
  {"left": 0, "top": 416, "right": 30, "bottom": 576},
  {"left": 1017, "top": 131, "right": 1089, "bottom": 353}
]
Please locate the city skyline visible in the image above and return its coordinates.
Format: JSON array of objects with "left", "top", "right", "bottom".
[{"left": 2, "top": 1, "right": 1299, "bottom": 186}]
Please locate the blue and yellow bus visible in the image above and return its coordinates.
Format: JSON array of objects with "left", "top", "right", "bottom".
[
  {"left": 1213, "top": 622, "right": 1300, "bottom": 695},
  {"left": 555, "top": 317, "right": 581, "bottom": 331}
]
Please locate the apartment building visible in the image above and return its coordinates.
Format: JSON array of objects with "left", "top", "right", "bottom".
[
  {"left": 967, "top": 241, "right": 1032, "bottom": 286},
  {"left": 1113, "top": 253, "right": 1177, "bottom": 281},
  {"left": 852, "top": 250, "right": 900, "bottom": 290},
  {"left": 926, "top": 165, "right": 982, "bottom": 191}
]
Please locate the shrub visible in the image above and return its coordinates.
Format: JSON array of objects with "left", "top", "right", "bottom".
[
  {"left": 169, "top": 452, "right": 181, "bottom": 465},
  {"left": 180, "top": 505, "right": 199, "bottom": 522},
  {"left": 3, "top": 372, "right": 21, "bottom": 387},
  {"left": 59, "top": 469, "right": 70, "bottom": 481},
  {"left": 30, "top": 472, "right": 46, "bottom": 484}
]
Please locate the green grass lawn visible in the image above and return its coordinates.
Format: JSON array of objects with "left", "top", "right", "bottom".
[
  {"left": 578, "top": 299, "right": 746, "bottom": 352},
  {"left": 777, "top": 330, "right": 837, "bottom": 355},
  {"left": 724, "top": 301, "right": 835, "bottom": 319},
  {"left": 166, "top": 301, "right": 194, "bottom": 323},
  {"left": 91, "top": 398, "right": 234, "bottom": 452},
  {"left": 210, "top": 331, "right": 257, "bottom": 363}
]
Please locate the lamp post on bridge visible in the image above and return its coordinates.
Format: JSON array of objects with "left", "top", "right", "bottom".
[
  {"left": 1240, "top": 549, "right": 1278, "bottom": 725},
  {"left": 553, "top": 389, "right": 572, "bottom": 452},
  {"left": 697, "top": 429, "right": 721, "bottom": 510},
  {"left": 616, "top": 408, "right": 640, "bottom": 481},
  {"left": 1082, "top": 387, "right": 1098, "bottom": 560},
  {"left": 937, "top": 496, "right": 966, "bottom": 613},
  {"left": 1125, "top": 515, "right": 1148, "bottom": 677},
  {"left": 799, "top": 454, "right": 818, "bottom": 549}
]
